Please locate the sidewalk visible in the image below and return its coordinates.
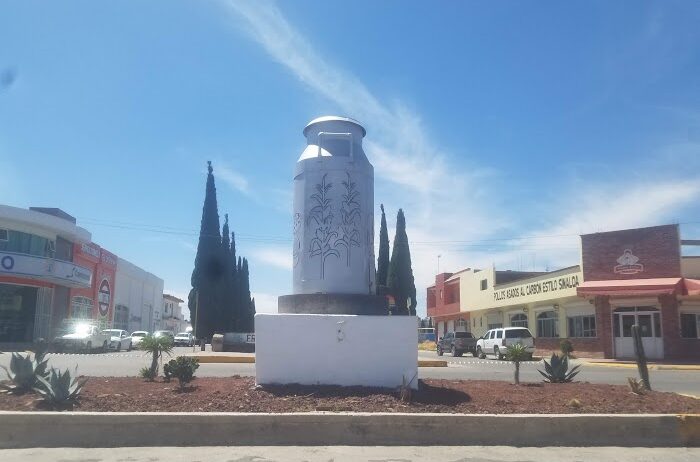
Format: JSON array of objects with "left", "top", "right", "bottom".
[{"left": 578, "top": 358, "right": 700, "bottom": 371}]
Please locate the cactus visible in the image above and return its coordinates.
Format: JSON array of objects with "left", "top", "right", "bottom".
[
  {"left": 34, "top": 367, "right": 87, "bottom": 405},
  {"left": 0, "top": 351, "right": 50, "bottom": 394},
  {"left": 537, "top": 353, "right": 581, "bottom": 383},
  {"left": 163, "top": 356, "right": 199, "bottom": 391},
  {"left": 632, "top": 324, "right": 651, "bottom": 390}
]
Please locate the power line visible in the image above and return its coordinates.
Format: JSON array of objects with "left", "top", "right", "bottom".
[{"left": 75, "top": 215, "right": 700, "bottom": 247}]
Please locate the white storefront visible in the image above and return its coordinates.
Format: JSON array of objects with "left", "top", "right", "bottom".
[{"left": 114, "top": 258, "right": 164, "bottom": 333}]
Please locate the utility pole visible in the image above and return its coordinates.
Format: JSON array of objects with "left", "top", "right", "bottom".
[{"left": 437, "top": 254, "right": 442, "bottom": 274}]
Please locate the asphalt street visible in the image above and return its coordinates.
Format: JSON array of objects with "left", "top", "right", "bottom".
[
  {"left": 2, "top": 347, "right": 699, "bottom": 396},
  {"left": 1, "top": 446, "right": 698, "bottom": 462}
]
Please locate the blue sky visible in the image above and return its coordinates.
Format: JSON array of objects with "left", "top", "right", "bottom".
[{"left": 2, "top": 0, "right": 699, "bottom": 318}]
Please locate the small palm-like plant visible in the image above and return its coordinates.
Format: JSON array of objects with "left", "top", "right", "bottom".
[
  {"left": 538, "top": 353, "right": 581, "bottom": 383},
  {"left": 140, "top": 335, "right": 174, "bottom": 380},
  {"left": 0, "top": 348, "right": 50, "bottom": 394},
  {"left": 505, "top": 343, "right": 530, "bottom": 385},
  {"left": 34, "top": 367, "right": 87, "bottom": 405}
]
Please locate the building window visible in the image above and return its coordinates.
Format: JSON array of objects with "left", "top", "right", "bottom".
[
  {"left": 0, "top": 230, "right": 54, "bottom": 258},
  {"left": 510, "top": 313, "right": 528, "bottom": 328},
  {"left": 480, "top": 279, "right": 488, "bottom": 290},
  {"left": 456, "top": 318, "right": 467, "bottom": 331},
  {"left": 487, "top": 323, "right": 503, "bottom": 330},
  {"left": 114, "top": 304, "right": 129, "bottom": 331},
  {"left": 537, "top": 311, "right": 559, "bottom": 338},
  {"left": 680, "top": 313, "right": 700, "bottom": 339},
  {"left": 568, "top": 315, "right": 596, "bottom": 338},
  {"left": 71, "top": 297, "right": 93, "bottom": 320}
]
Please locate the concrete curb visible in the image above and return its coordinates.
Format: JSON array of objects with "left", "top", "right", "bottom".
[
  {"left": 185, "top": 355, "right": 447, "bottom": 367},
  {"left": 583, "top": 361, "right": 700, "bottom": 371},
  {"left": 188, "top": 354, "right": 255, "bottom": 364},
  {"left": 0, "top": 412, "right": 697, "bottom": 448}
]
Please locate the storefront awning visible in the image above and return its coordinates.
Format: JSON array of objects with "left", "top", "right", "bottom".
[
  {"left": 576, "top": 278, "right": 684, "bottom": 297},
  {"left": 685, "top": 278, "right": 700, "bottom": 296}
]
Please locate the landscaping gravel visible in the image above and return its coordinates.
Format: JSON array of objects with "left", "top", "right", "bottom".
[{"left": 1, "top": 376, "right": 698, "bottom": 413}]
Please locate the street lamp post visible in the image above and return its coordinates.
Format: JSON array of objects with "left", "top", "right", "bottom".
[{"left": 437, "top": 254, "right": 442, "bottom": 274}]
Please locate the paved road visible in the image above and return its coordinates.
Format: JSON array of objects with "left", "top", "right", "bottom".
[
  {"left": 2, "top": 446, "right": 698, "bottom": 462},
  {"left": 2, "top": 348, "right": 699, "bottom": 396}
]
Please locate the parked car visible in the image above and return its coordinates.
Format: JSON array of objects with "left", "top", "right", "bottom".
[
  {"left": 53, "top": 323, "right": 110, "bottom": 353},
  {"left": 476, "top": 327, "right": 535, "bottom": 360},
  {"left": 102, "top": 329, "right": 132, "bottom": 351},
  {"left": 153, "top": 330, "right": 175, "bottom": 342},
  {"left": 436, "top": 331, "right": 478, "bottom": 357},
  {"left": 174, "top": 332, "right": 194, "bottom": 347},
  {"left": 130, "top": 330, "right": 149, "bottom": 349}
]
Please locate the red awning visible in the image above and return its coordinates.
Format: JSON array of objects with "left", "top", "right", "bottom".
[
  {"left": 685, "top": 278, "right": 700, "bottom": 296},
  {"left": 576, "top": 278, "right": 683, "bottom": 297}
]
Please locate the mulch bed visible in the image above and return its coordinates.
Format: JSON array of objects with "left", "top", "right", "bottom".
[{"left": 1, "top": 376, "right": 698, "bottom": 414}]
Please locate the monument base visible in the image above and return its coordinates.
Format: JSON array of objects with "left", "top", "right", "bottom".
[
  {"left": 255, "top": 313, "right": 418, "bottom": 389},
  {"left": 278, "top": 293, "right": 387, "bottom": 315}
]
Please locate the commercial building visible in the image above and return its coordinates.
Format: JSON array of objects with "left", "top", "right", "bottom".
[
  {"left": 162, "top": 294, "right": 188, "bottom": 333},
  {"left": 0, "top": 204, "right": 165, "bottom": 347},
  {"left": 114, "top": 257, "right": 164, "bottom": 334},
  {"left": 427, "top": 224, "right": 700, "bottom": 360}
]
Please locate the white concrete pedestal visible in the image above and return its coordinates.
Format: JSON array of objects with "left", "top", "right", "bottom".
[{"left": 255, "top": 314, "right": 418, "bottom": 389}]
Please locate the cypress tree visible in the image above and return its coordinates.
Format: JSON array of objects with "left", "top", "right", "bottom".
[
  {"left": 220, "top": 214, "right": 233, "bottom": 332},
  {"left": 230, "top": 231, "right": 239, "bottom": 331},
  {"left": 387, "top": 209, "right": 417, "bottom": 316},
  {"left": 239, "top": 258, "right": 254, "bottom": 332},
  {"left": 189, "top": 161, "right": 225, "bottom": 340},
  {"left": 376, "top": 204, "right": 390, "bottom": 290}
]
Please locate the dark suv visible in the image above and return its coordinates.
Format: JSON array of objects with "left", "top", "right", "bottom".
[{"left": 436, "top": 331, "right": 478, "bottom": 357}]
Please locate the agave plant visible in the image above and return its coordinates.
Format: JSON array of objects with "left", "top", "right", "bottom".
[
  {"left": 0, "top": 350, "right": 50, "bottom": 394},
  {"left": 538, "top": 353, "right": 581, "bottom": 383},
  {"left": 34, "top": 367, "right": 87, "bottom": 405}
]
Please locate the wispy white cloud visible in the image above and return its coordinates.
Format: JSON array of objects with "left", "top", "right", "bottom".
[
  {"left": 222, "top": 0, "right": 508, "bottom": 301},
  {"left": 251, "top": 246, "right": 293, "bottom": 270},
  {"left": 221, "top": 0, "right": 700, "bottom": 316},
  {"left": 216, "top": 164, "right": 251, "bottom": 196}
]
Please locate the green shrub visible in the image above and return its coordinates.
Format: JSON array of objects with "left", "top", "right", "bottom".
[
  {"left": 34, "top": 367, "right": 87, "bottom": 405},
  {"left": 163, "top": 356, "right": 199, "bottom": 391},
  {"left": 560, "top": 339, "right": 574, "bottom": 356},
  {"left": 139, "top": 366, "right": 156, "bottom": 381},
  {"left": 538, "top": 353, "right": 581, "bottom": 383},
  {"left": 0, "top": 350, "right": 50, "bottom": 394}
]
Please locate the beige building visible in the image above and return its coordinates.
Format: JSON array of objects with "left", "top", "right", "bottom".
[{"left": 162, "top": 294, "right": 188, "bottom": 334}]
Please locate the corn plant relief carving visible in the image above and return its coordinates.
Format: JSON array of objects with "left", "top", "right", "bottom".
[
  {"left": 336, "top": 172, "right": 361, "bottom": 266},
  {"left": 307, "top": 174, "right": 339, "bottom": 279},
  {"left": 292, "top": 212, "right": 302, "bottom": 268}
]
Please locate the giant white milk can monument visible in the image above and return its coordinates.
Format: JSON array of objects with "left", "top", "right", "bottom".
[{"left": 255, "top": 116, "right": 418, "bottom": 389}]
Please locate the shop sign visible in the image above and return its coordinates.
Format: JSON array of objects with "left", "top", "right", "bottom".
[
  {"left": 0, "top": 251, "right": 92, "bottom": 288},
  {"left": 79, "top": 242, "right": 101, "bottom": 260},
  {"left": 613, "top": 249, "right": 644, "bottom": 275},
  {"left": 224, "top": 332, "right": 255, "bottom": 344},
  {"left": 100, "top": 250, "right": 117, "bottom": 267},
  {"left": 98, "top": 279, "right": 111, "bottom": 316},
  {"left": 493, "top": 274, "right": 580, "bottom": 302}
]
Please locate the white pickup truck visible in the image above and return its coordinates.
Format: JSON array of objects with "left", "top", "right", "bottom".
[{"left": 53, "top": 323, "right": 111, "bottom": 353}]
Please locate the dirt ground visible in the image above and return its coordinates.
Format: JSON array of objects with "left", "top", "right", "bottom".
[{"left": 1, "top": 376, "right": 698, "bottom": 413}]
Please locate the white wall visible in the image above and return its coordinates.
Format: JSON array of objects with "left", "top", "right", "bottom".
[
  {"left": 256, "top": 314, "right": 418, "bottom": 389},
  {"left": 115, "top": 258, "right": 164, "bottom": 333}
]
